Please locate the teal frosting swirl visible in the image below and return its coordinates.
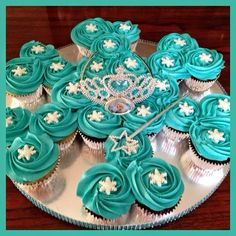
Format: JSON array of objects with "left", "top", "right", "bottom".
[
  {"left": 157, "top": 33, "right": 199, "bottom": 53},
  {"left": 126, "top": 158, "right": 184, "bottom": 211},
  {"left": 185, "top": 47, "right": 225, "bottom": 80},
  {"left": 43, "top": 56, "right": 76, "bottom": 88},
  {"left": 19, "top": 40, "right": 58, "bottom": 62},
  {"left": 77, "top": 163, "right": 135, "bottom": 219},
  {"left": 6, "top": 132, "right": 59, "bottom": 183},
  {"left": 112, "top": 20, "right": 140, "bottom": 43},
  {"left": 165, "top": 97, "right": 200, "bottom": 132},
  {"left": 71, "top": 18, "right": 114, "bottom": 49},
  {"left": 104, "top": 128, "right": 153, "bottom": 170},
  {"left": 90, "top": 33, "right": 130, "bottom": 59},
  {"left": 77, "top": 104, "right": 122, "bottom": 139},
  {"left": 123, "top": 98, "right": 165, "bottom": 135},
  {"left": 6, "top": 57, "right": 44, "bottom": 95},
  {"left": 189, "top": 117, "right": 230, "bottom": 161},
  {"left": 29, "top": 102, "right": 78, "bottom": 142},
  {"left": 200, "top": 93, "right": 230, "bottom": 118},
  {"left": 147, "top": 50, "right": 190, "bottom": 81},
  {"left": 6, "top": 107, "right": 31, "bottom": 146}
]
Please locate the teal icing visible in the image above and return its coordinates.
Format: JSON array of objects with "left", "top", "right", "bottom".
[
  {"left": 185, "top": 47, "right": 225, "bottom": 80},
  {"left": 19, "top": 40, "right": 58, "bottom": 62},
  {"left": 71, "top": 18, "right": 114, "bottom": 49},
  {"left": 165, "top": 97, "right": 200, "bottom": 132},
  {"left": 6, "top": 132, "right": 59, "bottom": 183},
  {"left": 77, "top": 104, "right": 122, "bottom": 139},
  {"left": 6, "top": 57, "right": 44, "bottom": 95},
  {"left": 126, "top": 158, "right": 184, "bottom": 212},
  {"left": 189, "top": 117, "right": 230, "bottom": 162},
  {"left": 6, "top": 107, "right": 31, "bottom": 146},
  {"left": 147, "top": 50, "right": 190, "bottom": 81},
  {"left": 77, "top": 162, "right": 135, "bottom": 219},
  {"left": 29, "top": 102, "right": 78, "bottom": 142},
  {"left": 43, "top": 56, "right": 76, "bottom": 88},
  {"left": 112, "top": 20, "right": 140, "bottom": 43},
  {"left": 157, "top": 33, "right": 199, "bottom": 53}
]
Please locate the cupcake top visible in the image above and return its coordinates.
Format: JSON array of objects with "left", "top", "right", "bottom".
[
  {"left": 29, "top": 102, "right": 78, "bottom": 142},
  {"left": 71, "top": 18, "right": 114, "bottom": 49},
  {"left": 105, "top": 127, "right": 153, "bottom": 170},
  {"left": 165, "top": 97, "right": 201, "bottom": 132},
  {"left": 200, "top": 93, "right": 230, "bottom": 118},
  {"left": 123, "top": 98, "right": 165, "bottom": 135},
  {"left": 76, "top": 162, "right": 135, "bottom": 219},
  {"left": 185, "top": 47, "right": 225, "bottom": 80},
  {"left": 6, "top": 57, "right": 44, "bottom": 95},
  {"left": 127, "top": 158, "right": 184, "bottom": 212},
  {"left": 148, "top": 50, "right": 190, "bottom": 81},
  {"left": 189, "top": 117, "right": 230, "bottom": 162},
  {"left": 43, "top": 56, "right": 76, "bottom": 89},
  {"left": 19, "top": 40, "right": 58, "bottom": 62},
  {"left": 6, "top": 132, "right": 59, "bottom": 183},
  {"left": 6, "top": 107, "right": 31, "bottom": 146},
  {"left": 112, "top": 20, "right": 140, "bottom": 44},
  {"left": 77, "top": 104, "right": 122, "bottom": 139},
  {"left": 157, "top": 33, "right": 199, "bottom": 53},
  {"left": 90, "top": 33, "right": 130, "bottom": 59}
]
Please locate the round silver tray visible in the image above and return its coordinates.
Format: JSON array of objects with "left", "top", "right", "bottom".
[{"left": 7, "top": 40, "right": 229, "bottom": 229}]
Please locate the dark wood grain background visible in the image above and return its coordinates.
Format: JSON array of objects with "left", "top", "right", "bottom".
[{"left": 6, "top": 6, "right": 230, "bottom": 230}]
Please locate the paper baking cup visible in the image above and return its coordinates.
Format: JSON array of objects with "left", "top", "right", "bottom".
[
  {"left": 43, "top": 85, "right": 52, "bottom": 96},
  {"left": 163, "top": 125, "right": 189, "bottom": 142},
  {"left": 184, "top": 77, "right": 217, "bottom": 92},
  {"left": 58, "top": 130, "right": 78, "bottom": 152},
  {"left": 76, "top": 45, "right": 91, "bottom": 57},
  {"left": 147, "top": 133, "right": 157, "bottom": 142},
  {"left": 130, "top": 41, "right": 138, "bottom": 52},
  {"left": 79, "top": 131, "right": 104, "bottom": 151}
]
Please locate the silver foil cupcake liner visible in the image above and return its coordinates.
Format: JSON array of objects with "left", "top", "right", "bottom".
[
  {"left": 147, "top": 133, "right": 157, "bottom": 142},
  {"left": 76, "top": 45, "right": 91, "bottom": 57},
  {"left": 184, "top": 77, "right": 217, "bottom": 92},
  {"left": 58, "top": 130, "right": 78, "bottom": 153},
  {"left": 163, "top": 125, "right": 189, "bottom": 142},
  {"left": 79, "top": 131, "right": 104, "bottom": 151}
]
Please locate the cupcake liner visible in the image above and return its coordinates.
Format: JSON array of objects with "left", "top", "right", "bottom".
[
  {"left": 77, "top": 45, "right": 91, "bottom": 57},
  {"left": 184, "top": 77, "right": 217, "bottom": 92},
  {"left": 163, "top": 125, "right": 189, "bottom": 142},
  {"left": 130, "top": 41, "right": 138, "bottom": 52},
  {"left": 147, "top": 133, "right": 157, "bottom": 142},
  {"left": 58, "top": 130, "right": 78, "bottom": 152},
  {"left": 79, "top": 131, "right": 104, "bottom": 151},
  {"left": 43, "top": 85, "right": 52, "bottom": 96}
]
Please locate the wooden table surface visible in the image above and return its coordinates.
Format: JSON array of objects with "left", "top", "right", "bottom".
[{"left": 6, "top": 6, "right": 230, "bottom": 230}]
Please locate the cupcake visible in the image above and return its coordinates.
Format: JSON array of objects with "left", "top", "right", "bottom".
[
  {"left": 112, "top": 20, "right": 141, "bottom": 51},
  {"left": 184, "top": 47, "right": 225, "bottom": 91},
  {"left": 6, "top": 107, "right": 31, "bottom": 147},
  {"left": 163, "top": 97, "right": 200, "bottom": 141},
  {"left": 157, "top": 33, "right": 199, "bottom": 53},
  {"left": 71, "top": 18, "right": 114, "bottom": 57},
  {"left": 43, "top": 56, "right": 76, "bottom": 96},
  {"left": 77, "top": 104, "right": 122, "bottom": 151},
  {"left": 19, "top": 40, "right": 58, "bottom": 63},
  {"left": 127, "top": 158, "right": 184, "bottom": 220},
  {"left": 6, "top": 132, "right": 59, "bottom": 190},
  {"left": 105, "top": 127, "right": 153, "bottom": 170},
  {"left": 6, "top": 57, "right": 44, "bottom": 108},
  {"left": 29, "top": 102, "right": 78, "bottom": 152},
  {"left": 147, "top": 50, "right": 190, "bottom": 82},
  {"left": 76, "top": 162, "right": 135, "bottom": 223}
]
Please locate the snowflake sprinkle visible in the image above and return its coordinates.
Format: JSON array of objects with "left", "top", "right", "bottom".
[
  {"left": 103, "top": 39, "right": 116, "bottom": 49},
  {"left": 137, "top": 105, "right": 151, "bottom": 117},
  {"left": 99, "top": 177, "right": 117, "bottom": 195},
  {"left": 12, "top": 66, "right": 27, "bottom": 77},
  {"left": 44, "top": 111, "right": 61, "bottom": 124},
  {"left": 156, "top": 80, "right": 170, "bottom": 91},
  {"left": 50, "top": 62, "right": 65, "bottom": 72},
  {"left": 149, "top": 169, "right": 167, "bottom": 186},
  {"left": 208, "top": 129, "right": 225, "bottom": 143},
  {"left": 119, "top": 23, "right": 131, "bottom": 31},
  {"left": 90, "top": 61, "right": 103, "bottom": 72},
  {"left": 174, "top": 38, "right": 186, "bottom": 47},
  {"left": 31, "top": 45, "right": 45, "bottom": 54},
  {"left": 161, "top": 56, "right": 174, "bottom": 67},
  {"left": 18, "top": 145, "right": 36, "bottom": 161},
  {"left": 88, "top": 111, "right": 104, "bottom": 122},
  {"left": 86, "top": 23, "right": 98, "bottom": 32},
  {"left": 179, "top": 102, "right": 194, "bottom": 116},
  {"left": 124, "top": 58, "right": 137, "bottom": 68},
  {"left": 66, "top": 82, "right": 80, "bottom": 95},
  {"left": 218, "top": 98, "right": 230, "bottom": 112},
  {"left": 199, "top": 53, "right": 213, "bottom": 63}
]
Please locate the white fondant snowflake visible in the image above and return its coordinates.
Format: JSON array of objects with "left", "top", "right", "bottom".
[
  {"left": 103, "top": 39, "right": 116, "bottom": 49},
  {"left": 66, "top": 82, "right": 80, "bottom": 95},
  {"left": 179, "top": 102, "right": 194, "bottom": 116},
  {"left": 6, "top": 116, "right": 13, "bottom": 127},
  {"left": 199, "top": 53, "right": 213, "bottom": 63},
  {"left": 149, "top": 168, "right": 167, "bottom": 186},
  {"left": 208, "top": 129, "right": 225, "bottom": 143},
  {"left": 156, "top": 80, "right": 170, "bottom": 91},
  {"left": 218, "top": 98, "right": 230, "bottom": 112},
  {"left": 124, "top": 58, "right": 137, "bottom": 68},
  {"left": 119, "top": 23, "right": 131, "bottom": 31},
  {"left": 90, "top": 61, "right": 103, "bottom": 72},
  {"left": 161, "top": 56, "right": 174, "bottom": 67},
  {"left": 50, "top": 62, "right": 65, "bottom": 72},
  {"left": 12, "top": 66, "right": 27, "bottom": 77},
  {"left": 44, "top": 111, "right": 61, "bottom": 124},
  {"left": 99, "top": 177, "right": 117, "bottom": 195},
  {"left": 88, "top": 111, "right": 104, "bottom": 122},
  {"left": 86, "top": 23, "right": 98, "bottom": 32},
  {"left": 137, "top": 105, "right": 151, "bottom": 117},
  {"left": 31, "top": 45, "right": 45, "bottom": 54},
  {"left": 18, "top": 145, "right": 36, "bottom": 161},
  {"left": 174, "top": 38, "right": 186, "bottom": 47}
]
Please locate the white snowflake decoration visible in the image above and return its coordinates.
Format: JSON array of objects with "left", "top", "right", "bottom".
[
  {"left": 12, "top": 66, "right": 27, "bottom": 77},
  {"left": 31, "top": 45, "right": 45, "bottom": 54},
  {"left": 149, "top": 168, "right": 167, "bottom": 187},
  {"left": 156, "top": 80, "right": 170, "bottom": 91},
  {"left": 137, "top": 105, "right": 151, "bottom": 117},
  {"left": 103, "top": 39, "right": 116, "bottom": 49},
  {"left": 218, "top": 98, "right": 230, "bottom": 112},
  {"left": 161, "top": 56, "right": 174, "bottom": 68},
  {"left": 199, "top": 53, "right": 213, "bottom": 63},
  {"left": 90, "top": 61, "right": 103, "bottom": 72},
  {"left": 179, "top": 102, "right": 194, "bottom": 116},
  {"left": 44, "top": 111, "right": 61, "bottom": 124},
  {"left": 174, "top": 38, "right": 186, "bottom": 47},
  {"left": 6, "top": 116, "right": 13, "bottom": 127},
  {"left": 66, "top": 82, "right": 80, "bottom": 95},
  {"left": 208, "top": 129, "right": 225, "bottom": 144},
  {"left": 86, "top": 23, "right": 98, "bottom": 32},
  {"left": 88, "top": 111, "right": 104, "bottom": 122},
  {"left": 18, "top": 145, "right": 36, "bottom": 161},
  {"left": 124, "top": 58, "right": 137, "bottom": 68},
  {"left": 50, "top": 62, "right": 65, "bottom": 72},
  {"left": 119, "top": 23, "right": 131, "bottom": 31},
  {"left": 99, "top": 177, "right": 117, "bottom": 195}
]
